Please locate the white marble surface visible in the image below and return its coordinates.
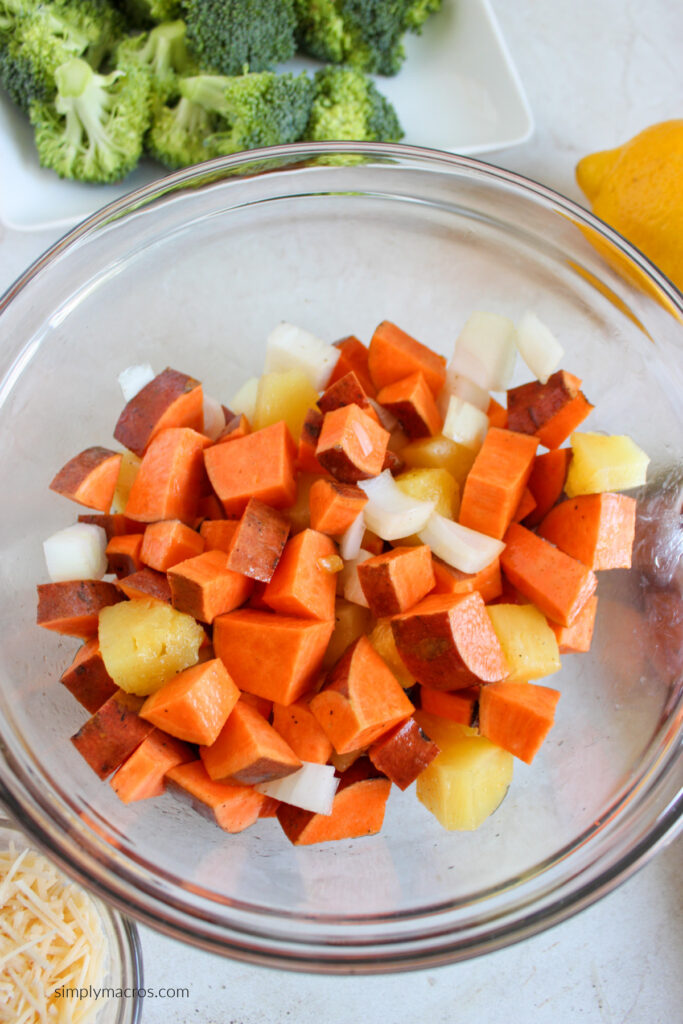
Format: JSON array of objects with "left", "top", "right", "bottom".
[{"left": 0, "top": 0, "right": 681, "bottom": 1020}]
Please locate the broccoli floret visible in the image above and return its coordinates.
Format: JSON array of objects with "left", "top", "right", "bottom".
[
  {"left": 305, "top": 66, "right": 402, "bottom": 143},
  {"left": 180, "top": 70, "right": 313, "bottom": 154},
  {"left": 183, "top": 0, "right": 297, "bottom": 76},
  {"left": 113, "top": 0, "right": 182, "bottom": 29},
  {"left": 294, "top": 0, "right": 442, "bottom": 76},
  {"left": 0, "top": 0, "right": 125, "bottom": 111},
  {"left": 115, "top": 19, "right": 197, "bottom": 104},
  {"left": 146, "top": 93, "right": 216, "bottom": 168},
  {"left": 29, "top": 55, "right": 150, "bottom": 182}
]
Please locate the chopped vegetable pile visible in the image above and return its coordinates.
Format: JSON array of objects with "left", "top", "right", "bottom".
[
  {"left": 1, "top": 0, "right": 442, "bottom": 182},
  {"left": 38, "top": 312, "right": 650, "bottom": 843}
]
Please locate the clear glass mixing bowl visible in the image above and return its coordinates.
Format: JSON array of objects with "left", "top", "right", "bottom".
[{"left": 0, "top": 143, "right": 680, "bottom": 972}]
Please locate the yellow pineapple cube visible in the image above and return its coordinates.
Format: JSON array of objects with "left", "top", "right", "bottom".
[
  {"left": 368, "top": 617, "right": 416, "bottom": 688},
  {"left": 486, "top": 604, "right": 561, "bottom": 682},
  {"left": 253, "top": 369, "right": 319, "bottom": 440},
  {"left": 415, "top": 711, "right": 513, "bottom": 831},
  {"left": 565, "top": 431, "right": 650, "bottom": 497},
  {"left": 322, "top": 599, "right": 372, "bottom": 669},
  {"left": 399, "top": 434, "right": 477, "bottom": 489},
  {"left": 110, "top": 450, "right": 141, "bottom": 514},
  {"left": 99, "top": 598, "right": 205, "bottom": 695},
  {"left": 395, "top": 468, "right": 460, "bottom": 519}
]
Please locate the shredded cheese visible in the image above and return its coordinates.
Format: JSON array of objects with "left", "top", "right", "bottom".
[{"left": 0, "top": 845, "right": 109, "bottom": 1024}]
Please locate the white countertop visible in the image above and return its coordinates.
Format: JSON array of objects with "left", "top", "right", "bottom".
[{"left": 1, "top": 0, "right": 681, "bottom": 1019}]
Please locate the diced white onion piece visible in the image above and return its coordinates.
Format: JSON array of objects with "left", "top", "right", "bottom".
[
  {"left": 265, "top": 322, "right": 340, "bottom": 391},
  {"left": 255, "top": 762, "right": 339, "bottom": 815},
  {"left": 202, "top": 394, "right": 226, "bottom": 440},
  {"left": 43, "top": 523, "right": 108, "bottom": 583},
  {"left": 230, "top": 376, "right": 259, "bottom": 420},
  {"left": 418, "top": 513, "right": 505, "bottom": 575},
  {"left": 339, "top": 510, "right": 365, "bottom": 560},
  {"left": 442, "top": 395, "right": 489, "bottom": 451},
  {"left": 515, "top": 310, "right": 564, "bottom": 384},
  {"left": 359, "top": 470, "right": 435, "bottom": 541},
  {"left": 450, "top": 312, "right": 517, "bottom": 391},
  {"left": 368, "top": 397, "right": 399, "bottom": 432},
  {"left": 118, "top": 363, "right": 155, "bottom": 403},
  {"left": 340, "top": 548, "right": 373, "bottom": 606},
  {"left": 439, "top": 364, "right": 490, "bottom": 417}
]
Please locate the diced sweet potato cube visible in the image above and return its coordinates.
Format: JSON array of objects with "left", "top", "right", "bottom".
[
  {"left": 50, "top": 447, "right": 122, "bottom": 512},
  {"left": 215, "top": 413, "right": 250, "bottom": 444},
  {"left": 105, "top": 533, "right": 144, "bottom": 578},
  {"left": 225, "top": 498, "right": 290, "bottom": 582},
  {"left": 376, "top": 372, "right": 441, "bottom": 439},
  {"left": 309, "top": 478, "right": 368, "bottom": 536},
  {"left": 114, "top": 367, "right": 203, "bottom": 457},
  {"left": 141, "top": 519, "right": 205, "bottom": 571},
  {"left": 329, "top": 335, "right": 376, "bottom": 397},
  {"left": 168, "top": 549, "right": 253, "bottom": 623},
  {"left": 319, "top": 370, "right": 376, "bottom": 418},
  {"left": 125, "top": 427, "right": 211, "bottom": 525},
  {"left": 538, "top": 493, "right": 636, "bottom": 569},
  {"left": 431, "top": 557, "right": 502, "bottom": 603},
  {"left": 316, "top": 404, "right": 390, "bottom": 483},
  {"left": 310, "top": 636, "right": 415, "bottom": 754},
  {"left": 391, "top": 592, "right": 509, "bottom": 690},
  {"left": 271, "top": 698, "right": 334, "bottom": 764},
  {"left": 60, "top": 638, "right": 117, "bottom": 713},
  {"left": 459, "top": 427, "right": 539, "bottom": 540},
  {"left": 140, "top": 658, "right": 240, "bottom": 746},
  {"left": 549, "top": 595, "right": 598, "bottom": 653},
  {"left": 117, "top": 567, "right": 171, "bottom": 604},
  {"left": 78, "top": 513, "right": 144, "bottom": 540},
  {"left": 204, "top": 420, "right": 297, "bottom": 515},
  {"left": 110, "top": 730, "right": 194, "bottom": 803},
  {"left": 368, "top": 321, "right": 446, "bottom": 397},
  {"left": 200, "top": 699, "right": 301, "bottom": 785},
  {"left": 368, "top": 717, "right": 439, "bottom": 790},
  {"left": 420, "top": 685, "right": 480, "bottom": 727},
  {"left": 507, "top": 370, "right": 593, "bottom": 449},
  {"left": 262, "top": 528, "right": 337, "bottom": 620},
  {"left": 479, "top": 681, "right": 560, "bottom": 764},
  {"left": 167, "top": 760, "right": 266, "bottom": 832},
  {"left": 513, "top": 487, "right": 537, "bottom": 523},
  {"left": 199, "top": 519, "right": 239, "bottom": 554},
  {"left": 37, "top": 580, "right": 123, "bottom": 638},
  {"left": 297, "top": 407, "right": 325, "bottom": 474},
  {"left": 524, "top": 448, "right": 571, "bottom": 527},
  {"left": 71, "top": 690, "right": 154, "bottom": 778},
  {"left": 357, "top": 545, "right": 435, "bottom": 618}
]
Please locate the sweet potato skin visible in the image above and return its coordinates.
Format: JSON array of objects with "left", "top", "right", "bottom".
[
  {"left": 71, "top": 690, "right": 154, "bottom": 778},
  {"left": 368, "top": 717, "right": 440, "bottom": 790},
  {"left": 60, "top": 638, "right": 117, "bottom": 713},
  {"left": 117, "top": 567, "right": 172, "bottom": 604},
  {"left": 226, "top": 498, "right": 291, "bottom": 582},
  {"left": 50, "top": 447, "right": 122, "bottom": 511},
  {"left": 114, "top": 367, "right": 203, "bottom": 457},
  {"left": 37, "top": 580, "right": 124, "bottom": 638}
]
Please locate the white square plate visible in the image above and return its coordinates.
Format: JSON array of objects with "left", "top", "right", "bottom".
[{"left": 0, "top": 0, "right": 532, "bottom": 232}]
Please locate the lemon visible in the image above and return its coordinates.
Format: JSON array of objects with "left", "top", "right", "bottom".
[{"left": 576, "top": 120, "right": 683, "bottom": 292}]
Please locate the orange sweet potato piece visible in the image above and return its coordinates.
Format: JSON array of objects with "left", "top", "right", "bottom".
[
  {"left": 199, "top": 519, "right": 239, "bottom": 553},
  {"left": 506, "top": 370, "right": 594, "bottom": 449},
  {"left": 549, "top": 594, "right": 598, "bottom": 653},
  {"left": 459, "top": 427, "right": 539, "bottom": 539},
  {"left": 166, "top": 760, "right": 266, "bottom": 832},
  {"left": 213, "top": 610, "right": 334, "bottom": 705},
  {"left": 391, "top": 592, "right": 509, "bottom": 690},
  {"left": 125, "top": 427, "right": 211, "bottom": 525},
  {"left": 50, "top": 447, "right": 122, "bottom": 512},
  {"left": 200, "top": 699, "right": 302, "bottom": 784},
  {"left": 523, "top": 448, "right": 571, "bottom": 527},
  {"left": 140, "top": 658, "right": 240, "bottom": 746},
  {"left": 357, "top": 544, "right": 435, "bottom": 617},
  {"left": 105, "top": 533, "right": 144, "bottom": 578},
  {"left": 71, "top": 690, "right": 154, "bottom": 779},
  {"left": 225, "top": 498, "right": 290, "bottom": 582},
  {"left": 538, "top": 493, "right": 637, "bottom": 570},
  {"left": 117, "top": 567, "right": 171, "bottom": 604},
  {"left": 479, "top": 681, "right": 560, "bottom": 764},
  {"left": 239, "top": 692, "right": 273, "bottom": 720},
  {"left": 376, "top": 372, "right": 441, "bottom": 439},
  {"left": 114, "top": 367, "right": 203, "bottom": 458},
  {"left": 271, "top": 697, "right": 334, "bottom": 764},
  {"left": 110, "top": 730, "right": 194, "bottom": 803},
  {"left": 297, "top": 407, "right": 326, "bottom": 474},
  {"left": 316, "top": 403, "right": 390, "bottom": 483},
  {"left": 277, "top": 757, "right": 391, "bottom": 845},
  {"left": 196, "top": 493, "right": 225, "bottom": 522},
  {"left": 368, "top": 321, "right": 446, "bottom": 397},
  {"left": 215, "top": 413, "right": 250, "bottom": 444},
  {"left": 420, "top": 684, "right": 480, "bottom": 726},
  {"left": 368, "top": 717, "right": 439, "bottom": 790},
  {"left": 262, "top": 528, "right": 337, "bottom": 621},
  {"left": 310, "top": 636, "right": 415, "bottom": 754},
  {"left": 60, "top": 638, "right": 117, "bottom": 713},
  {"left": 329, "top": 335, "right": 376, "bottom": 397},
  {"left": 168, "top": 549, "right": 253, "bottom": 623},
  {"left": 431, "top": 557, "right": 502, "bottom": 603},
  {"left": 78, "top": 513, "right": 144, "bottom": 540},
  {"left": 318, "top": 370, "right": 376, "bottom": 418},
  {"left": 309, "top": 477, "right": 368, "bottom": 535},
  {"left": 204, "top": 420, "right": 297, "bottom": 516},
  {"left": 37, "top": 580, "right": 123, "bottom": 638},
  {"left": 512, "top": 487, "right": 537, "bottom": 523},
  {"left": 141, "top": 519, "right": 205, "bottom": 571},
  {"left": 500, "top": 522, "right": 598, "bottom": 627},
  {"left": 486, "top": 397, "right": 508, "bottom": 429}
]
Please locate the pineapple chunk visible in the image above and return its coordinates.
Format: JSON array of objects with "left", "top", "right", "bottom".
[
  {"left": 395, "top": 468, "right": 460, "bottom": 519},
  {"left": 415, "top": 711, "right": 513, "bottom": 831},
  {"left": 99, "top": 598, "right": 205, "bottom": 696},
  {"left": 399, "top": 435, "right": 477, "bottom": 489},
  {"left": 230, "top": 376, "right": 259, "bottom": 420},
  {"left": 253, "top": 369, "right": 319, "bottom": 440},
  {"left": 565, "top": 431, "right": 650, "bottom": 497},
  {"left": 110, "top": 451, "right": 141, "bottom": 514},
  {"left": 322, "top": 599, "right": 372, "bottom": 669},
  {"left": 486, "top": 604, "right": 561, "bottom": 682},
  {"left": 368, "top": 618, "right": 416, "bottom": 688}
]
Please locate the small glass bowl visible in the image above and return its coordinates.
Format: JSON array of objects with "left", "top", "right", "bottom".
[{"left": 0, "top": 815, "right": 143, "bottom": 1023}]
